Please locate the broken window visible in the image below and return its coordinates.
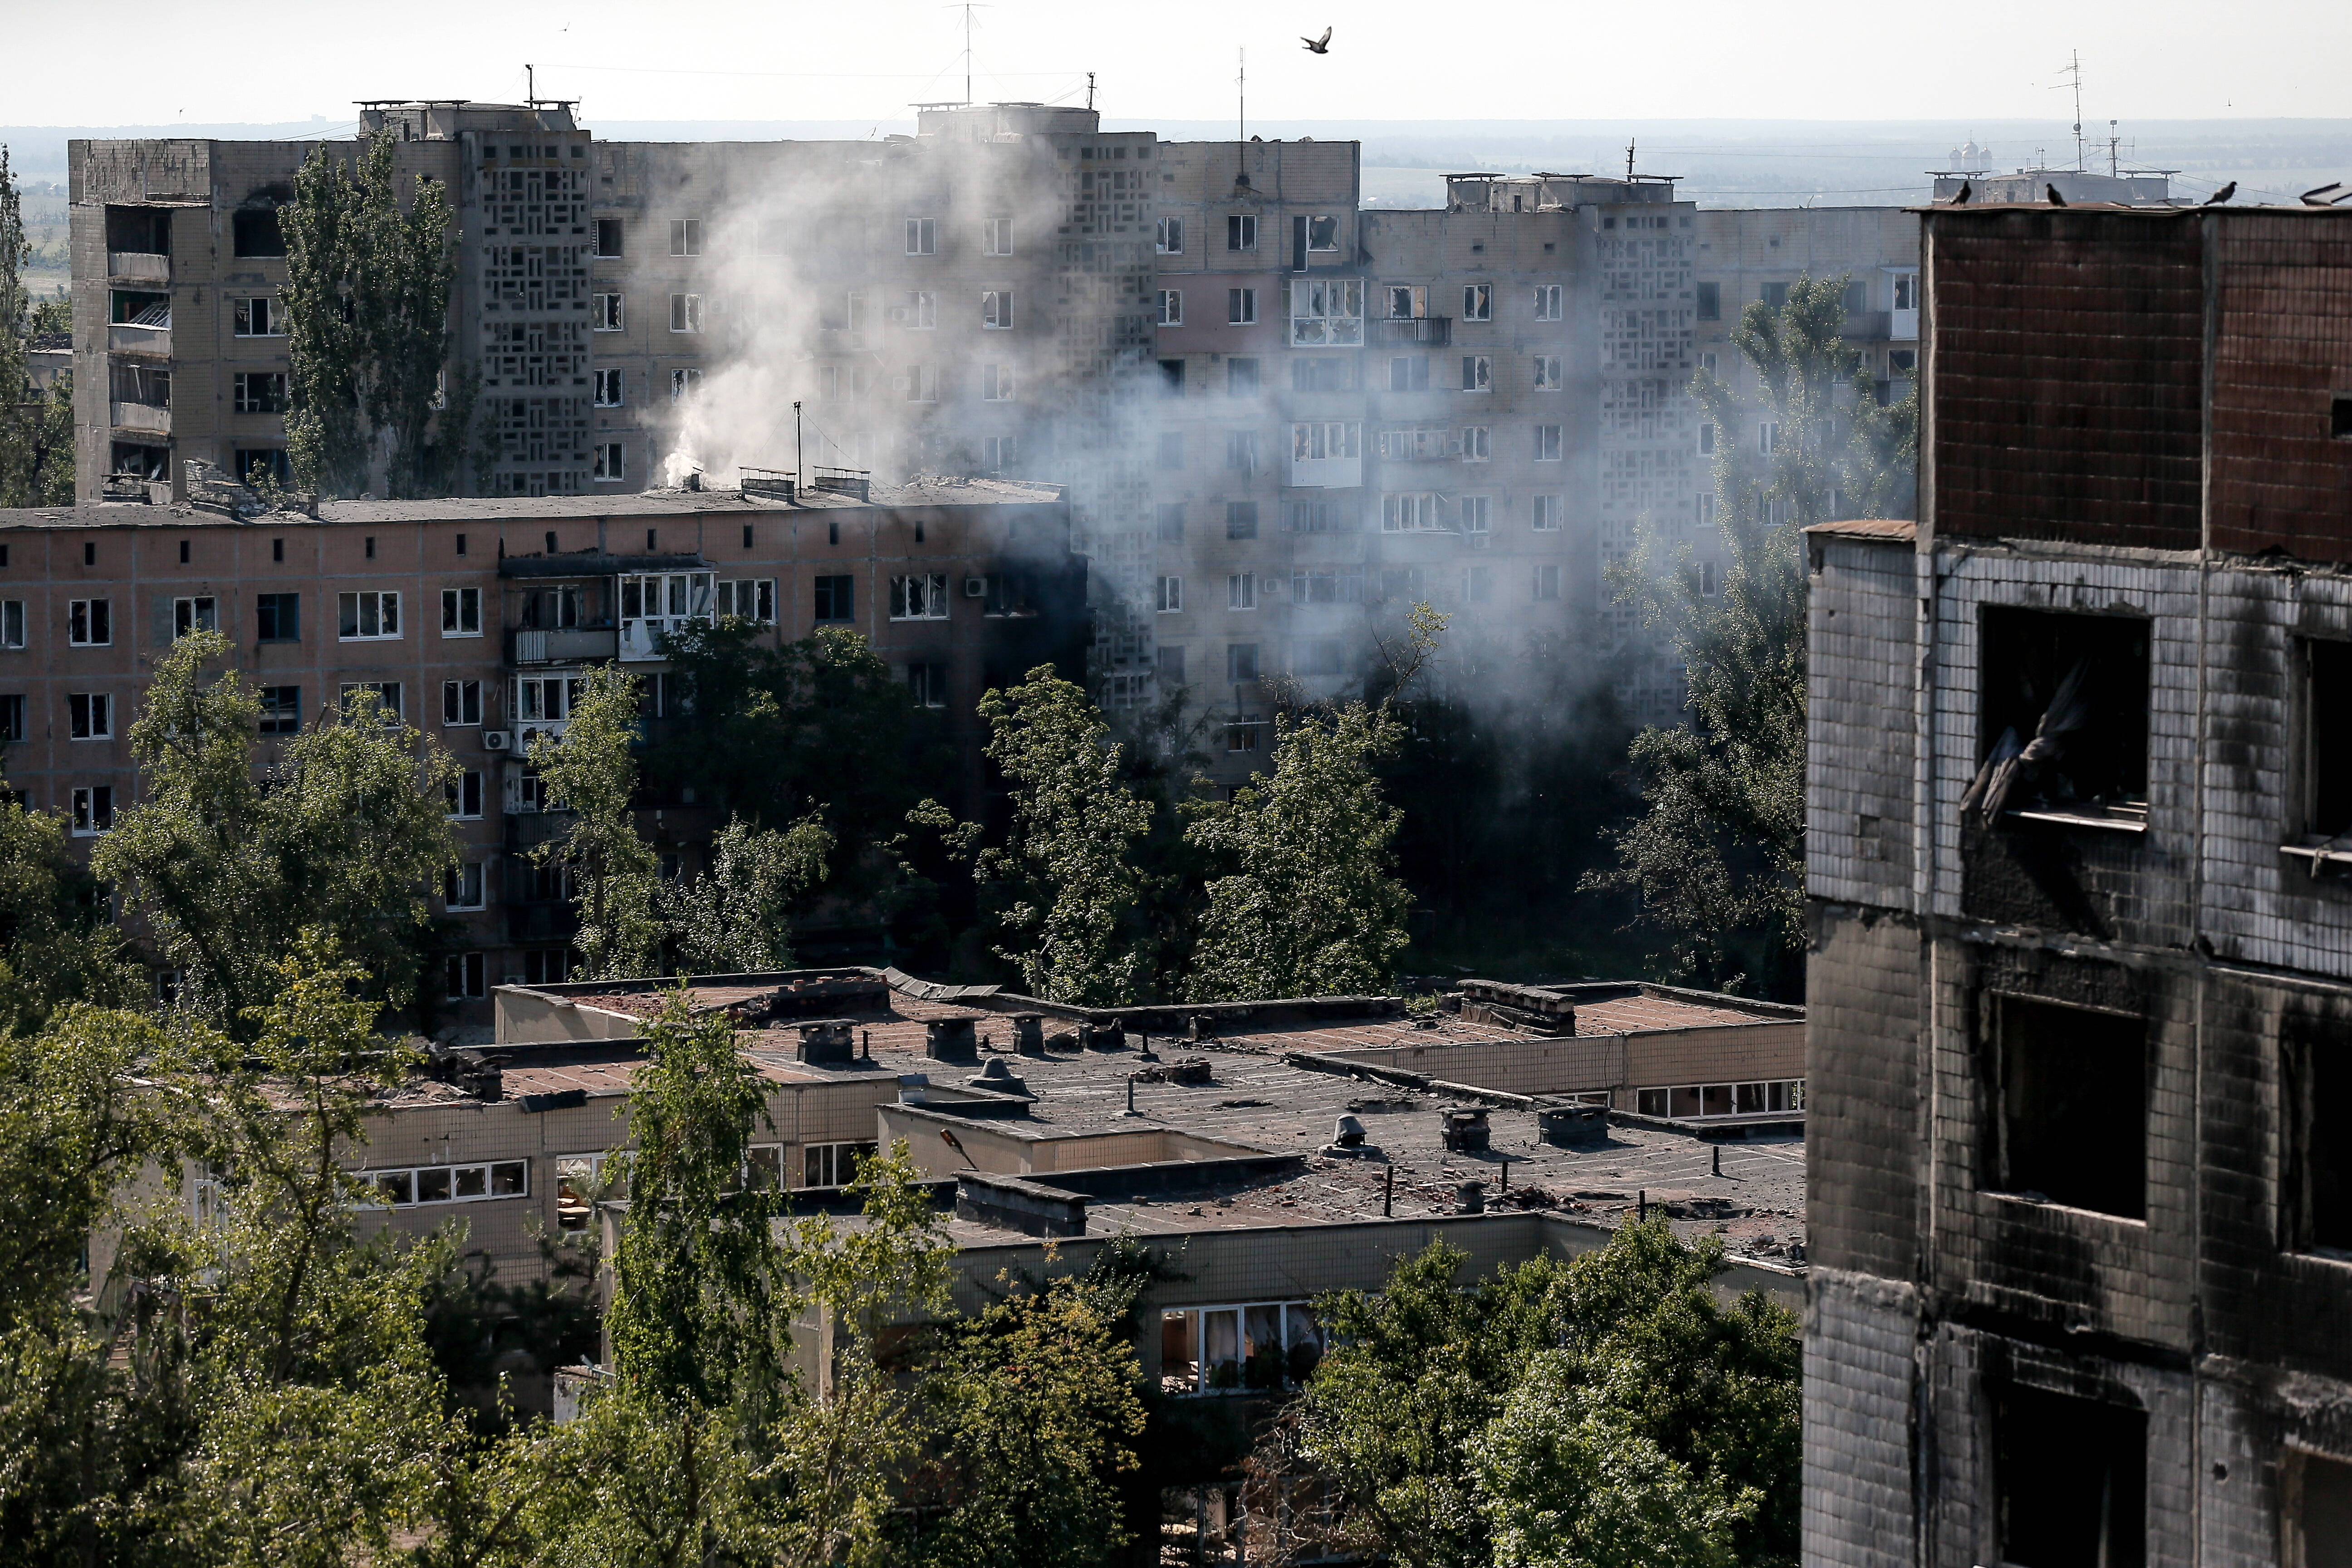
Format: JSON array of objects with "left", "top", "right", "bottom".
[
  {"left": 2301, "top": 639, "right": 2352, "bottom": 845},
  {"left": 338, "top": 682, "right": 402, "bottom": 724},
  {"left": 362, "top": 1159, "right": 527, "bottom": 1207},
  {"left": 1534, "top": 355, "right": 1564, "bottom": 390},
  {"left": 231, "top": 372, "right": 285, "bottom": 414},
  {"left": 1532, "top": 495, "right": 1564, "bottom": 531},
  {"left": 69, "top": 599, "right": 112, "bottom": 647},
  {"left": 446, "top": 864, "right": 485, "bottom": 911},
  {"left": 338, "top": 591, "right": 401, "bottom": 641},
  {"left": 907, "top": 663, "right": 948, "bottom": 709},
  {"left": 890, "top": 574, "right": 950, "bottom": 621},
  {"left": 1963, "top": 608, "right": 2151, "bottom": 826},
  {"left": 1463, "top": 284, "right": 1493, "bottom": 321},
  {"left": 592, "top": 293, "right": 622, "bottom": 331},
  {"left": 813, "top": 575, "right": 854, "bottom": 623},
  {"left": 1461, "top": 354, "right": 1492, "bottom": 392},
  {"left": 1307, "top": 216, "right": 1339, "bottom": 251},
  {"left": 258, "top": 686, "right": 301, "bottom": 736},
  {"left": 172, "top": 597, "right": 217, "bottom": 638},
  {"left": 1227, "top": 644, "right": 1261, "bottom": 684},
  {"left": 2284, "top": 1021, "right": 2352, "bottom": 1257},
  {"left": 70, "top": 786, "right": 113, "bottom": 836},
  {"left": 904, "top": 363, "right": 937, "bottom": 402},
  {"left": 1383, "top": 493, "right": 1441, "bottom": 533},
  {"left": 441, "top": 588, "right": 481, "bottom": 637},
  {"left": 1225, "top": 431, "right": 1260, "bottom": 473},
  {"left": 980, "top": 290, "right": 1013, "bottom": 329},
  {"left": 1696, "top": 281, "right": 1721, "bottom": 321},
  {"left": 802, "top": 1141, "right": 877, "bottom": 1189},
  {"left": 593, "top": 368, "right": 623, "bottom": 407},
  {"left": 1227, "top": 214, "right": 1258, "bottom": 251},
  {"left": 1990, "top": 994, "right": 2146, "bottom": 1218},
  {"left": 231, "top": 296, "right": 284, "bottom": 337},
  {"left": 1460, "top": 496, "right": 1492, "bottom": 549},
  {"left": 1160, "top": 1301, "right": 1322, "bottom": 1395},
  {"left": 2289, "top": 1451, "right": 2352, "bottom": 1568},
  {"left": 983, "top": 434, "right": 1017, "bottom": 471},
  {"left": 715, "top": 579, "right": 775, "bottom": 622},
  {"left": 1157, "top": 289, "right": 1182, "bottom": 326},
  {"left": 1156, "top": 216, "right": 1184, "bottom": 255},
  {"left": 1462, "top": 425, "right": 1491, "bottom": 462},
  {"left": 256, "top": 594, "right": 298, "bottom": 642},
  {"left": 1288, "top": 278, "right": 1361, "bottom": 346},
  {"left": 1534, "top": 284, "right": 1563, "bottom": 321},
  {"left": 981, "top": 362, "right": 1014, "bottom": 402},
  {"left": 442, "top": 680, "right": 482, "bottom": 727},
  {"left": 668, "top": 293, "right": 703, "bottom": 333},
  {"left": 670, "top": 368, "right": 702, "bottom": 401},
  {"left": 593, "top": 218, "right": 623, "bottom": 257},
  {"left": 1226, "top": 501, "right": 1259, "bottom": 540},
  {"left": 902, "top": 290, "right": 936, "bottom": 329},
  {"left": 1388, "top": 285, "right": 1428, "bottom": 320},
  {"left": 1534, "top": 424, "right": 1563, "bottom": 461},
  {"left": 67, "top": 693, "right": 112, "bottom": 740},
  {"left": 1156, "top": 576, "right": 1183, "bottom": 613},
  {"left": 0, "top": 695, "right": 21, "bottom": 745},
  {"left": 231, "top": 208, "right": 284, "bottom": 258},
  {"left": 1994, "top": 1384, "right": 2146, "bottom": 1568}
]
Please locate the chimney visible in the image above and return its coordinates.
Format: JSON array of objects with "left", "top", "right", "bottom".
[
  {"left": 925, "top": 1016, "right": 978, "bottom": 1063},
  {"left": 796, "top": 1018, "right": 856, "bottom": 1064},
  {"left": 1010, "top": 1013, "right": 1046, "bottom": 1056},
  {"left": 1440, "top": 1107, "right": 1491, "bottom": 1153},
  {"left": 1456, "top": 1180, "right": 1486, "bottom": 1215}
]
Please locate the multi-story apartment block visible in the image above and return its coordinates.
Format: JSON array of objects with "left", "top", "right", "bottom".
[
  {"left": 1806, "top": 203, "right": 2352, "bottom": 1568},
  {"left": 68, "top": 103, "right": 1921, "bottom": 757},
  {"left": 0, "top": 480, "right": 1080, "bottom": 1014}
]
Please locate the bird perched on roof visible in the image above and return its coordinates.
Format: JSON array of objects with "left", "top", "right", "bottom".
[
  {"left": 1951, "top": 181, "right": 1972, "bottom": 205},
  {"left": 2205, "top": 181, "right": 2238, "bottom": 205},
  {"left": 2046, "top": 183, "right": 2068, "bottom": 206},
  {"left": 1302, "top": 26, "right": 1332, "bottom": 52}
]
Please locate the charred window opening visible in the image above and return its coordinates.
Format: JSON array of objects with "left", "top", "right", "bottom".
[
  {"left": 1991, "top": 995, "right": 2147, "bottom": 1219},
  {"left": 104, "top": 206, "right": 171, "bottom": 255},
  {"left": 1965, "top": 608, "right": 2150, "bottom": 825},
  {"left": 2302, "top": 639, "right": 2352, "bottom": 843},
  {"left": 2289, "top": 1451, "right": 2352, "bottom": 1568},
  {"left": 1995, "top": 1384, "right": 2146, "bottom": 1568},
  {"left": 2283, "top": 1022, "right": 2352, "bottom": 1258},
  {"left": 232, "top": 208, "right": 285, "bottom": 258},
  {"left": 2332, "top": 395, "right": 2352, "bottom": 441}
]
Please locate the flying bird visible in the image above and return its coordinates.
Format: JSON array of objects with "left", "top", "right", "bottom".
[
  {"left": 1301, "top": 26, "right": 1332, "bottom": 52},
  {"left": 2046, "top": 183, "right": 2068, "bottom": 206},
  {"left": 2204, "top": 181, "right": 2238, "bottom": 205},
  {"left": 1951, "top": 181, "right": 1972, "bottom": 205}
]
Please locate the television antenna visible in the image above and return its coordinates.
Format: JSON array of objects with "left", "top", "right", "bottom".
[
  {"left": 944, "top": 3, "right": 990, "bottom": 105},
  {"left": 2052, "top": 50, "right": 2086, "bottom": 171}
]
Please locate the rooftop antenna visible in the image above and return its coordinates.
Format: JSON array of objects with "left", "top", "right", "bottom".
[
  {"left": 1087, "top": 71, "right": 1096, "bottom": 112},
  {"left": 943, "top": 3, "right": 989, "bottom": 105},
  {"left": 2053, "top": 49, "right": 2085, "bottom": 172},
  {"left": 1626, "top": 137, "right": 1637, "bottom": 181},
  {"left": 2108, "top": 118, "right": 2120, "bottom": 178},
  {"left": 1235, "top": 48, "right": 1248, "bottom": 184},
  {"left": 525, "top": 63, "right": 534, "bottom": 104}
]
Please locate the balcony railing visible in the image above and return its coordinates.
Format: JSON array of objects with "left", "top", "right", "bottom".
[
  {"left": 509, "top": 626, "right": 619, "bottom": 666},
  {"left": 1373, "top": 317, "right": 1452, "bottom": 346},
  {"left": 108, "top": 251, "right": 170, "bottom": 285},
  {"left": 108, "top": 322, "right": 171, "bottom": 358},
  {"left": 110, "top": 401, "right": 171, "bottom": 436}
]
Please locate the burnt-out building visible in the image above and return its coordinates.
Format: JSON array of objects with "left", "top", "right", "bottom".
[{"left": 1805, "top": 203, "right": 2352, "bottom": 1568}]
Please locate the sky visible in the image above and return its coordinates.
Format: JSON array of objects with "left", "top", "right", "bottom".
[{"left": 9, "top": 0, "right": 2351, "bottom": 129}]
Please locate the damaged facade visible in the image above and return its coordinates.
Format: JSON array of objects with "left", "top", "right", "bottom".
[{"left": 1805, "top": 204, "right": 2352, "bottom": 1568}]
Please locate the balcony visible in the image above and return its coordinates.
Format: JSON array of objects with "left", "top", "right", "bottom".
[
  {"left": 111, "top": 401, "right": 171, "bottom": 436},
  {"left": 1373, "top": 316, "right": 1452, "bottom": 346},
  {"left": 508, "top": 626, "right": 618, "bottom": 666},
  {"left": 108, "top": 251, "right": 170, "bottom": 285},
  {"left": 108, "top": 322, "right": 171, "bottom": 358}
]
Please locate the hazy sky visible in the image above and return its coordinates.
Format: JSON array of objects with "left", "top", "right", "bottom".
[{"left": 10, "top": 0, "right": 2347, "bottom": 128}]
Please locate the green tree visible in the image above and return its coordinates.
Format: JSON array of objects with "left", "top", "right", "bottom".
[
  {"left": 527, "top": 665, "right": 661, "bottom": 982},
  {"left": 660, "top": 814, "right": 833, "bottom": 975},
  {"left": 94, "top": 633, "right": 460, "bottom": 1033},
  {"left": 1589, "top": 275, "right": 1916, "bottom": 996},
  {"left": 281, "top": 132, "right": 475, "bottom": 498},
  {"left": 0, "top": 146, "right": 73, "bottom": 508},
  {"left": 0, "top": 793, "right": 141, "bottom": 1034},
  {"left": 973, "top": 667, "right": 1155, "bottom": 1006}
]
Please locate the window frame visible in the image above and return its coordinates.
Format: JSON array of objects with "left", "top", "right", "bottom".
[
  {"left": 1462, "top": 284, "right": 1493, "bottom": 321},
  {"left": 980, "top": 290, "right": 1014, "bottom": 330},
  {"left": 592, "top": 293, "right": 623, "bottom": 332},
  {"left": 172, "top": 595, "right": 219, "bottom": 638},
  {"left": 338, "top": 591, "right": 402, "bottom": 642},
  {"left": 667, "top": 219, "right": 703, "bottom": 257},
  {"left": 70, "top": 785, "right": 114, "bottom": 836},
  {"left": 442, "top": 679, "right": 483, "bottom": 728},
  {"left": 68, "top": 598, "right": 112, "bottom": 648},
  {"left": 1156, "top": 216, "right": 1185, "bottom": 255},
  {"left": 668, "top": 293, "right": 704, "bottom": 334},
  {"left": 441, "top": 587, "right": 482, "bottom": 638},
  {"left": 68, "top": 691, "right": 114, "bottom": 740},
  {"left": 888, "top": 573, "right": 951, "bottom": 622}
]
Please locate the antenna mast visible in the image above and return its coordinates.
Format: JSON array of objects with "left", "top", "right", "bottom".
[
  {"left": 2109, "top": 118, "right": 2120, "bottom": 178},
  {"left": 2065, "top": 50, "right": 2084, "bottom": 171},
  {"left": 525, "top": 63, "right": 534, "bottom": 103},
  {"left": 965, "top": 4, "right": 974, "bottom": 103},
  {"left": 1626, "top": 137, "right": 1637, "bottom": 181},
  {"left": 1087, "top": 71, "right": 1096, "bottom": 112}
]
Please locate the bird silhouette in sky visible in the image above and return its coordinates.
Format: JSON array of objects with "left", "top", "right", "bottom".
[
  {"left": 2046, "top": 183, "right": 2068, "bottom": 206},
  {"left": 1302, "top": 26, "right": 1332, "bottom": 53},
  {"left": 2204, "top": 181, "right": 2238, "bottom": 205}
]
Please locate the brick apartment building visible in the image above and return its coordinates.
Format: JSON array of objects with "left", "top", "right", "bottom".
[
  {"left": 1805, "top": 203, "right": 2352, "bottom": 1568},
  {"left": 0, "top": 479, "right": 1082, "bottom": 1013},
  {"left": 69, "top": 103, "right": 1917, "bottom": 749}
]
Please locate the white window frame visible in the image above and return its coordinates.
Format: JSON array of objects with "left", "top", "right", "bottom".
[
  {"left": 68, "top": 691, "right": 113, "bottom": 740},
  {"left": 1534, "top": 424, "right": 1563, "bottom": 461},
  {"left": 360, "top": 1158, "right": 529, "bottom": 1208},
  {"left": 512, "top": 675, "right": 579, "bottom": 725},
  {"left": 68, "top": 599, "right": 111, "bottom": 647},
  {"left": 441, "top": 587, "right": 482, "bottom": 637},
  {"left": 594, "top": 441, "right": 627, "bottom": 482},
  {"left": 1158, "top": 289, "right": 1183, "bottom": 326},
  {"left": 447, "top": 769, "right": 485, "bottom": 820},
  {"left": 1227, "top": 572, "right": 1257, "bottom": 612},
  {"left": 1288, "top": 277, "right": 1362, "bottom": 347},
  {"left": 173, "top": 596, "right": 218, "bottom": 637},
  {"left": 983, "top": 434, "right": 1017, "bottom": 470},
  {"left": 903, "top": 290, "right": 936, "bottom": 329},
  {"left": 668, "top": 219, "right": 703, "bottom": 257},
  {"left": 1461, "top": 355, "right": 1492, "bottom": 392},
  {"left": 1533, "top": 284, "right": 1563, "bottom": 321},
  {"left": 338, "top": 591, "right": 401, "bottom": 642},
  {"left": 1461, "top": 426, "right": 1491, "bottom": 462},
  {"left": 593, "top": 368, "right": 624, "bottom": 407},
  {"left": 1156, "top": 216, "right": 1185, "bottom": 255},
  {"left": 1227, "top": 213, "right": 1258, "bottom": 251},
  {"left": 905, "top": 217, "right": 937, "bottom": 256},
  {"left": 981, "top": 290, "right": 1014, "bottom": 330},
  {"left": 1228, "top": 288, "right": 1258, "bottom": 326},
  {"left": 592, "top": 293, "right": 622, "bottom": 332},
  {"left": 982, "top": 363, "right": 1014, "bottom": 402},
  {"left": 70, "top": 785, "right": 113, "bottom": 837},
  {"left": 671, "top": 368, "right": 702, "bottom": 402},
  {"left": 442, "top": 679, "right": 482, "bottom": 727},
  {"left": 232, "top": 296, "right": 284, "bottom": 337},
  {"left": 889, "top": 574, "right": 951, "bottom": 622},
  {"left": 1534, "top": 354, "right": 1564, "bottom": 390},
  {"left": 1462, "top": 284, "right": 1493, "bottom": 321},
  {"left": 1156, "top": 576, "right": 1183, "bottom": 614},
  {"left": 1157, "top": 1299, "right": 1323, "bottom": 1396},
  {"left": 802, "top": 1140, "right": 877, "bottom": 1189},
  {"left": 338, "top": 681, "right": 403, "bottom": 723},
  {"left": 982, "top": 217, "right": 1014, "bottom": 256},
  {"left": 1387, "top": 284, "right": 1428, "bottom": 320},
  {"left": 0, "top": 599, "right": 23, "bottom": 648},
  {"left": 1759, "top": 420, "right": 1780, "bottom": 455},
  {"left": 1460, "top": 495, "right": 1492, "bottom": 549},
  {"left": 446, "top": 862, "right": 486, "bottom": 911},
  {"left": 1532, "top": 564, "right": 1562, "bottom": 601},
  {"left": 715, "top": 579, "right": 777, "bottom": 623},
  {"left": 905, "top": 363, "right": 938, "bottom": 403},
  {"left": 1382, "top": 493, "right": 1442, "bottom": 533},
  {"left": 668, "top": 293, "right": 703, "bottom": 334},
  {"left": 1532, "top": 495, "right": 1564, "bottom": 532}
]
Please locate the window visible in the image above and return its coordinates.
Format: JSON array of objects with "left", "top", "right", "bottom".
[
  {"left": 338, "top": 591, "right": 400, "bottom": 641},
  {"left": 1157, "top": 645, "right": 1186, "bottom": 685},
  {"left": 593, "top": 368, "right": 623, "bottom": 406},
  {"left": 231, "top": 209, "right": 284, "bottom": 258},
  {"left": 1969, "top": 607, "right": 2151, "bottom": 819},
  {"left": 1990, "top": 994, "right": 2146, "bottom": 1218},
  {"left": 1226, "top": 214, "right": 1258, "bottom": 251},
  {"left": 1225, "top": 432, "right": 1259, "bottom": 474},
  {"left": 1695, "top": 281, "right": 1720, "bottom": 321},
  {"left": 514, "top": 678, "right": 578, "bottom": 726},
  {"left": 593, "top": 218, "right": 623, "bottom": 257},
  {"left": 1634, "top": 1080, "right": 1806, "bottom": 1118},
  {"left": 363, "top": 1159, "right": 527, "bottom": 1207},
  {"left": 231, "top": 372, "right": 286, "bottom": 414},
  {"left": 1533, "top": 284, "right": 1563, "bottom": 321},
  {"left": 1387, "top": 285, "right": 1428, "bottom": 320},
  {"left": 1842, "top": 279, "right": 1869, "bottom": 313},
  {"left": 440, "top": 587, "right": 481, "bottom": 638},
  {"left": 1388, "top": 356, "right": 1429, "bottom": 392},
  {"left": 982, "top": 216, "right": 1013, "bottom": 255},
  {"left": 983, "top": 434, "right": 1018, "bottom": 471},
  {"left": 1761, "top": 281, "right": 1791, "bottom": 309},
  {"left": 1532, "top": 495, "right": 1563, "bottom": 531},
  {"left": 442, "top": 680, "right": 482, "bottom": 728},
  {"left": 1534, "top": 355, "right": 1564, "bottom": 390},
  {"left": 813, "top": 575, "right": 854, "bottom": 622},
  {"left": 1534, "top": 424, "right": 1563, "bottom": 461},
  {"left": 68, "top": 599, "right": 111, "bottom": 647},
  {"left": 1157, "top": 289, "right": 1183, "bottom": 326},
  {"left": 890, "top": 574, "right": 950, "bottom": 620},
  {"left": 905, "top": 363, "right": 937, "bottom": 402},
  {"left": 247, "top": 593, "right": 299, "bottom": 649},
  {"left": 981, "top": 290, "right": 1014, "bottom": 329},
  {"left": 1699, "top": 422, "right": 1717, "bottom": 456},
  {"left": 1228, "top": 288, "right": 1257, "bottom": 326},
  {"left": 669, "top": 293, "right": 703, "bottom": 333},
  {"left": 804, "top": 1141, "right": 877, "bottom": 1189},
  {"left": 1461, "top": 355, "right": 1492, "bottom": 392},
  {"left": 1227, "top": 573, "right": 1256, "bottom": 611},
  {"left": 1227, "top": 643, "right": 1260, "bottom": 682},
  {"left": 1156, "top": 216, "right": 1184, "bottom": 254},
  {"left": 553, "top": 1152, "right": 623, "bottom": 1230},
  {"left": 1289, "top": 277, "right": 1362, "bottom": 346},
  {"left": 1156, "top": 504, "right": 1185, "bottom": 543},
  {"left": 1158, "top": 1300, "right": 1323, "bottom": 1395},
  {"left": 671, "top": 368, "right": 702, "bottom": 401},
  {"left": 1462, "top": 284, "right": 1492, "bottom": 321},
  {"left": 905, "top": 217, "right": 936, "bottom": 255},
  {"left": 668, "top": 219, "right": 702, "bottom": 257},
  {"left": 1158, "top": 359, "right": 1186, "bottom": 399},
  {"left": 0, "top": 600, "right": 20, "bottom": 648},
  {"left": 1461, "top": 426, "right": 1490, "bottom": 462},
  {"left": 1305, "top": 215, "right": 1339, "bottom": 252},
  {"left": 1460, "top": 495, "right": 1492, "bottom": 548},
  {"left": 1382, "top": 493, "right": 1440, "bottom": 533},
  {"left": 1995, "top": 1386, "right": 2146, "bottom": 1568},
  {"left": 1889, "top": 348, "right": 1917, "bottom": 375},
  {"left": 1284, "top": 500, "right": 1356, "bottom": 535},
  {"left": 1462, "top": 565, "right": 1493, "bottom": 602},
  {"left": 258, "top": 686, "right": 301, "bottom": 735},
  {"left": 71, "top": 786, "right": 113, "bottom": 836},
  {"left": 1758, "top": 420, "right": 1779, "bottom": 455},
  {"left": 231, "top": 297, "right": 284, "bottom": 336},
  {"left": 440, "top": 951, "right": 487, "bottom": 1000},
  {"left": 1156, "top": 576, "right": 1183, "bottom": 613},
  {"left": 173, "top": 596, "right": 218, "bottom": 637},
  {"left": 1227, "top": 358, "right": 1260, "bottom": 396},
  {"left": 902, "top": 290, "right": 936, "bottom": 329},
  {"left": 1532, "top": 564, "right": 1561, "bottom": 600},
  {"left": 1892, "top": 272, "right": 1920, "bottom": 312},
  {"left": 446, "top": 769, "right": 484, "bottom": 820},
  {"left": 1157, "top": 432, "right": 1186, "bottom": 469},
  {"left": 592, "top": 293, "right": 622, "bottom": 331},
  {"left": 589, "top": 441, "right": 626, "bottom": 483},
  {"left": 715, "top": 579, "right": 776, "bottom": 622},
  {"left": 0, "top": 694, "right": 24, "bottom": 742},
  {"left": 1226, "top": 501, "right": 1260, "bottom": 540},
  {"left": 338, "top": 682, "right": 402, "bottom": 723},
  {"left": 68, "top": 693, "right": 113, "bottom": 740},
  {"left": 981, "top": 363, "right": 1014, "bottom": 401},
  {"left": 446, "top": 863, "right": 486, "bottom": 911}
]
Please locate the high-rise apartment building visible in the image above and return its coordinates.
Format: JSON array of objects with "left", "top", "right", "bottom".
[{"left": 1806, "top": 202, "right": 2352, "bottom": 1568}]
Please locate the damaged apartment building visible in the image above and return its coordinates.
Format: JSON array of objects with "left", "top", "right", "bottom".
[
  {"left": 1805, "top": 202, "right": 2352, "bottom": 1568},
  {"left": 67, "top": 101, "right": 1916, "bottom": 756}
]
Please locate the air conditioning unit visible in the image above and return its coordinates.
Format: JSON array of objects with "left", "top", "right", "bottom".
[
  {"left": 482, "top": 730, "right": 513, "bottom": 752},
  {"left": 963, "top": 577, "right": 989, "bottom": 598}
]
